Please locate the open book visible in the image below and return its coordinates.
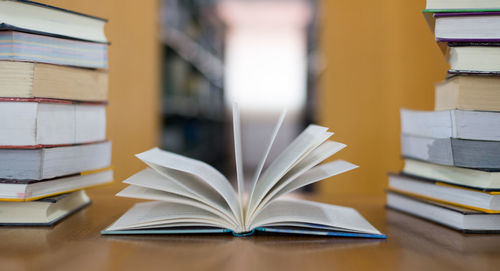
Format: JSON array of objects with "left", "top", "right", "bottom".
[{"left": 102, "top": 105, "right": 385, "bottom": 238}]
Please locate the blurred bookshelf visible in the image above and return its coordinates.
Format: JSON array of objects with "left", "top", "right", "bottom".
[
  {"left": 160, "top": 0, "right": 227, "bottom": 172},
  {"left": 159, "top": 0, "right": 320, "bottom": 181},
  {"left": 304, "top": 0, "right": 321, "bottom": 127},
  {"left": 303, "top": 0, "right": 321, "bottom": 192}
]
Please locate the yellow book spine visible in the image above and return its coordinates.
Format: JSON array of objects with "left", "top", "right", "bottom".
[
  {"left": 0, "top": 166, "right": 114, "bottom": 202},
  {"left": 388, "top": 188, "right": 500, "bottom": 214},
  {"left": 435, "top": 182, "right": 500, "bottom": 195}
]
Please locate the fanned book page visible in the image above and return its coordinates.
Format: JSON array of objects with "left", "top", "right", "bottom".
[{"left": 102, "top": 104, "right": 386, "bottom": 239}]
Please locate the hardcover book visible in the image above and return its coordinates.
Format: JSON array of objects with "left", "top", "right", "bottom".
[
  {"left": 401, "top": 134, "right": 500, "bottom": 169},
  {"left": 435, "top": 75, "right": 500, "bottom": 111},
  {"left": 429, "top": 12, "right": 500, "bottom": 42},
  {"left": 425, "top": 0, "right": 500, "bottom": 11},
  {"left": 0, "top": 31, "right": 108, "bottom": 69},
  {"left": 387, "top": 191, "right": 500, "bottom": 232},
  {"left": 0, "top": 98, "right": 106, "bottom": 147},
  {"left": 0, "top": 190, "right": 91, "bottom": 225},
  {"left": 447, "top": 43, "right": 500, "bottom": 73},
  {"left": 0, "top": 62, "right": 108, "bottom": 101},
  {"left": 0, "top": 141, "right": 111, "bottom": 180},
  {"left": 0, "top": 167, "right": 113, "bottom": 201},
  {"left": 0, "top": 0, "right": 107, "bottom": 43},
  {"left": 388, "top": 174, "right": 500, "bottom": 213},
  {"left": 102, "top": 105, "right": 386, "bottom": 238},
  {"left": 401, "top": 108, "right": 500, "bottom": 141},
  {"left": 403, "top": 159, "right": 500, "bottom": 190}
]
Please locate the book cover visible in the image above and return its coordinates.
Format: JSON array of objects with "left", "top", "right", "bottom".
[
  {"left": 423, "top": 9, "right": 500, "bottom": 13},
  {"left": 388, "top": 174, "right": 500, "bottom": 213},
  {"left": 0, "top": 167, "right": 113, "bottom": 201},
  {"left": 0, "top": 99, "right": 107, "bottom": 148},
  {"left": 0, "top": 141, "right": 112, "bottom": 180},
  {"left": 0, "top": 31, "right": 108, "bottom": 68},
  {"left": 6, "top": 0, "right": 107, "bottom": 21},
  {"left": 387, "top": 191, "right": 500, "bottom": 233},
  {"left": 0, "top": 62, "right": 108, "bottom": 102},
  {"left": 423, "top": 11, "right": 500, "bottom": 46},
  {"left": 0, "top": 0, "right": 108, "bottom": 43},
  {"left": 401, "top": 134, "right": 500, "bottom": 170},
  {"left": 0, "top": 190, "right": 92, "bottom": 226},
  {"left": 402, "top": 159, "right": 500, "bottom": 190},
  {"left": 101, "top": 227, "right": 386, "bottom": 239}
]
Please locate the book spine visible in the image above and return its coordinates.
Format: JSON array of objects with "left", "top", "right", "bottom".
[
  {"left": 423, "top": 9, "right": 500, "bottom": 13},
  {"left": 256, "top": 227, "right": 387, "bottom": 239}
]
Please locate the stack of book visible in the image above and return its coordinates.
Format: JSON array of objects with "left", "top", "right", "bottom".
[
  {"left": 387, "top": 0, "right": 500, "bottom": 232},
  {"left": 0, "top": 0, "right": 112, "bottom": 226}
]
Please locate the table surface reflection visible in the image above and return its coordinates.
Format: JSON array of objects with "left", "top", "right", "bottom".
[{"left": 1, "top": 186, "right": 500, "bottom": 271}]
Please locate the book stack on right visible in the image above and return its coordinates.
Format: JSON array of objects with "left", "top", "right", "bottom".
[{"left": 387, "top": 0, "right": 500, "bottom": 232}]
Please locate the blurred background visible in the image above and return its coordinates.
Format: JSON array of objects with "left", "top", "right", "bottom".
[{"left": 41, "top": 0, "right": 447, "bottom": 197}]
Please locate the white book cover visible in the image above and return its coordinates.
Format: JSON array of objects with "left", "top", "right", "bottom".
[
  {"left": 400, "top": 108, "right": 500, "bottom": 141},
  {"left": 0, "top": 101, "right": 106, "bottom": 147}
]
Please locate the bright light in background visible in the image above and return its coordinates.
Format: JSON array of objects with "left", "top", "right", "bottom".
[
  {"left": 225, "top": 27, "right": 306, "bottom": 112},
  {"left": 219, "top": 0, "right": 312, "bottom": 113},
  {"left": 218, "top": 0, "right": 314, "bottom": 169}
]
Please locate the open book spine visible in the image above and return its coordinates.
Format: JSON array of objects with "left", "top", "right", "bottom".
[{"left": 101, "top": 228, "right": 386, "bottom": 238}]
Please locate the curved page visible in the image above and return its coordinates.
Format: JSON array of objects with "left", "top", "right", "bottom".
[
  {"left": 247, "top": 125, "right": 331, "bottom": 219},
  {"left": 117, "top": 184, "right": 237, "bottom": 228},
  {"left": 248, "top": 141, "right": 347, "bottom": 221},
  {"left": 105, "top": 201, "right": 234, "bottom": 232},
  {"left": 122, "top": 168, "right": 237, "bottom": 225},
  {"left": 136, "top": 148, "right": 242, "bottom": 225},
  {"left": 250, "top": 199, "right": 381, "bottom": 235},
  {"left": 268, "top": 160, "right": 358, "bottom": 203}
]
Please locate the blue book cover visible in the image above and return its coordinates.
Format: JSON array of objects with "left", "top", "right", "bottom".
[{"left": 101, "top": 227, "right": 387, "bottom": 239}]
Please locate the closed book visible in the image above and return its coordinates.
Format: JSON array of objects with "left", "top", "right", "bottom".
[
  {"left": 0, "top": 62, "right": 108, "bottom": 101},
  {"left": 435, "top": 75, "right": 500, "bottom": 111},
  {"left": 0, "top": 167, "right": 113, "bottom": 201},
  {"left": 401, "top": 134, "right": 500, "bottom": 170},
  {"left": 425, "top": 0, "right": 500, "bottom": 11},
  {"left": 447, "top": 43, "right": 500, "bottom": 73},
  {"left": 403, "top": 159, "right": 500, "bottom": 190},
  {"left": 0, "top": 190, "right": 91, "bottom": 225},
  {"left": 0, "top": 0, "right": 107, "bottom": 43},
  {"left": 425, "top": 11, "right": 500, "bottom": 42},
  {"left": 388, "top": 173, "right": 500, "bottom": 213},
  {"left": 0, "top": 98, "right": 106, "bottom": 147},
  {"left": 0, "top": 141, "right": 111, "bottom": 180},
  {"left": 387, "top": 191, "right": 500, "bottom": 232},
  {"left": 401, "top": 108, "right": 500, "bottom": 141},
  {"left": 0, "top": 31, "right": 108, "bottom": 69}
]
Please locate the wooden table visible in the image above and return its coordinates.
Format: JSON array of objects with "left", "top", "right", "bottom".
[{"left": 2, "top": 186, "right": 500, "bottom": 271}]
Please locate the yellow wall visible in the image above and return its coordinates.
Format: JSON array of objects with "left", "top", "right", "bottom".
[
  {"left": 318, "top": 0, "right": 448, "bottom": 196},
  {"left": 40, "top": 0, "right": 161, "bottom": 189}
]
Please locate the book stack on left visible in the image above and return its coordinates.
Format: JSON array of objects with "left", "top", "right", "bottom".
[
  {"left": 0, "top": 0, "right": 112, "bottom": 226},
  {"left": 387, "top": 0, "right": 500, "bottom": 232}
]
